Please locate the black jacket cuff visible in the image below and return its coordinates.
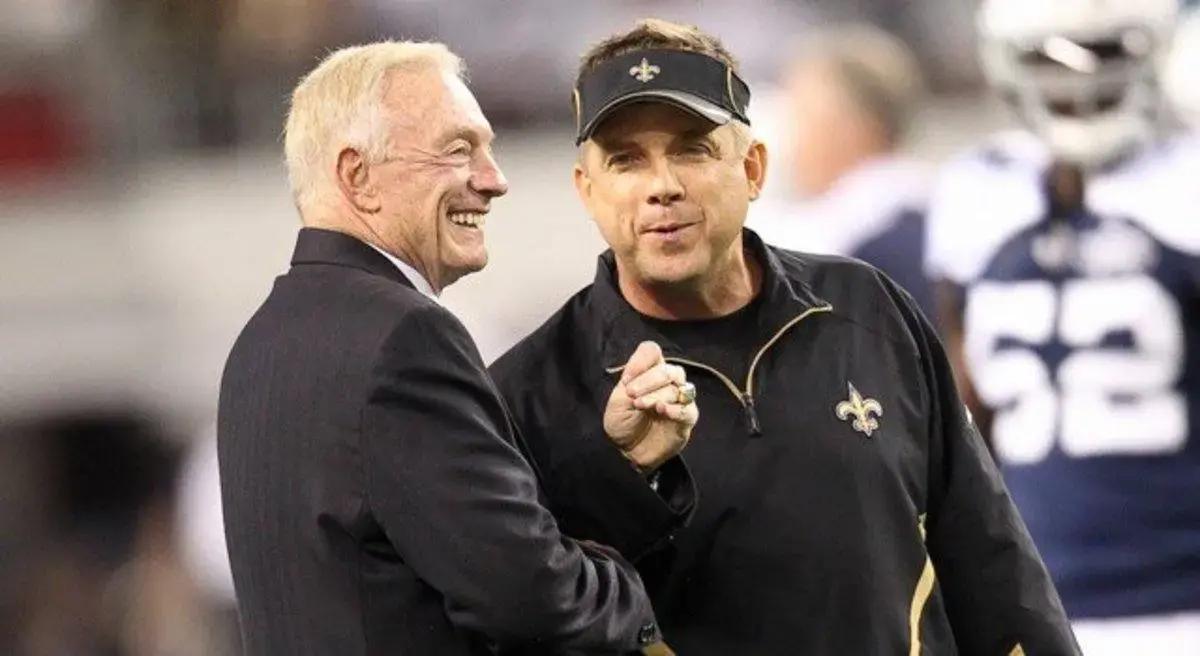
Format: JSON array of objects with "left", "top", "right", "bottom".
[{"left": 553, "top": 441, "right": 697, "bottom": 562}]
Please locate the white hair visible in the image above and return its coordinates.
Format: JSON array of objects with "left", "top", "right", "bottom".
[{"left": 283, "top": 40, "right": 464, "bottom": 214}]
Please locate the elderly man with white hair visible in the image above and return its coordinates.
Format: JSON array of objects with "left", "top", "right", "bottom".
[{"left": 218, "top": 41, "right": 699, "bottom": 654}]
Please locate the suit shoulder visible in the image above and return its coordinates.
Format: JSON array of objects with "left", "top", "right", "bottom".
[
  {"left": 229, "top": 265, "right": 455, "bottom": 369},
  {"left": 342, "top": 266, "right": 441, "bottom": 314},
  {"left": 300, "top": 263, "right": 453, "bottom": 326}
]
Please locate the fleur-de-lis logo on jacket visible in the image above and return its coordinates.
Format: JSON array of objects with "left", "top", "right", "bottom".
[{"left": 835, "top": 382, "right": 883, "bottom": 437}]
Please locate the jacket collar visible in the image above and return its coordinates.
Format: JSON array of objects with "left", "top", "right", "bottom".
[
  {"left": 290, "top": 227, "right": 416, "bottom": 290},
  {"left": 591, "top": 229, "right": 829, "bottom": 369}
]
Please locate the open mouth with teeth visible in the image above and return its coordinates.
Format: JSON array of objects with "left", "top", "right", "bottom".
[{"left": 448, "top": 211, "right": 487, "bottom": 229}]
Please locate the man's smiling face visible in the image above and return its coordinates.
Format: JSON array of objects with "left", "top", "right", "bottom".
[
  {"left": 371, "top": 69, "right": 508, "bottom": 292},
  {"left": 574, "top": 103, "right": 762, "bottom": 287}
]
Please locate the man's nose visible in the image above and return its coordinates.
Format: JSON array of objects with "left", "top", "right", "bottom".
[
  {"left": 646, "top": 159, "right": 684, "bottom": 206},
  {"left": 470, "top": 150, "right": 509, "bottom": 198}
]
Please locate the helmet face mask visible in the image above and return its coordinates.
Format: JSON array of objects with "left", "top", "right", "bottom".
[{"left": 978, "top": 0, "right": 1179, "bottom": 167}]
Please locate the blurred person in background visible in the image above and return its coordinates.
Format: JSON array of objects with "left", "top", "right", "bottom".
[
  {"left": 218, "top": 40, "right": 698, "bottom": 654},
  {"left": 491, "top": 18, "right": 1077, "bottom": 655},
  {"left": 925, "top": 1, "right": 1200, "bottom": 653},
  {"left": 1164, "top": 4, "right": 1200, "bottom": 129},
  {"left": 748, "top": 24, "right": 935, "bottom": 318},
  {"left": 0, "top": 410, "right": 235, "bottom": 656}
]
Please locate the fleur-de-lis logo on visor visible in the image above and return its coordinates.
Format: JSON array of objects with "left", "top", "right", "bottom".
[
  {"left": 629, "top": 58, "right": 661, "bottom": 83},
  {"left": 835, "top": 382, "right": 883, "bottom": 437}
]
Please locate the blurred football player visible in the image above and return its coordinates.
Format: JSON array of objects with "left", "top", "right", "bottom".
[
  {"left": 926, "top": 1, "right": 1200, "bottom": 653},
  {"left": 749, "top": 25, "right": 935, "bottom": 317}
]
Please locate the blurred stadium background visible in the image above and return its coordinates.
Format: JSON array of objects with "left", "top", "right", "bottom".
[{"left": 0, "top": 1, "right": 1193, "bottom": 654}]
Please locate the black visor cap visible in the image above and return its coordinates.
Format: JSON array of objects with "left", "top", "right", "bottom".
[{"left": 573, "top": 49, "right": 752, "bottom": 145}]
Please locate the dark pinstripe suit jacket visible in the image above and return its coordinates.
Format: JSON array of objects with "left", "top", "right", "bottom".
[{"left": 217, "top": 228, "right": 661, "bottom": 655}]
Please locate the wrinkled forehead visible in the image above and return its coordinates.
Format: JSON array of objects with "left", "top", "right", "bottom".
[{"left": 382, "top": 68, "right": 493, "bottom": 141}]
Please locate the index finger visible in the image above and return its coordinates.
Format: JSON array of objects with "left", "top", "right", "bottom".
[{"left": 620, "top": 341, "right": 664, "bottom": 384}]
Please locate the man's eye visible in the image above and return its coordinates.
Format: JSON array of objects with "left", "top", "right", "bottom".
[
  {"left": 606, "top": 153, "right": 636, "bottom": 168},
  {"left": 681, "top": 143, "right": 712, "bottom": 156}
]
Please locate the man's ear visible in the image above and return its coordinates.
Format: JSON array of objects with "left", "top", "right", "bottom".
[
  {"left": 573, "top": 151, "right": 593, "bottom": 214},
  {"left": 744, "top": 140, "right": 768, "bottom": 201},
  {"left": 336, "top": 147, "right": 381, "bottom": 213}
]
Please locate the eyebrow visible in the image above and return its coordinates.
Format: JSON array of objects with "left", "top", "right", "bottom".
[
  {"left": 678, "top": 127, "right": 715, "bottom": 140},
  {"left": 594, "top": 127, "right": 717, "bottom": 152},
  {"left": 436, "top": 124, "right": 493, "bottom": 148},
  {"left": 593, "top": 135, "right": 636, "bottom": 153},
  {"left": 677, "top": 128, "right": 719, "bottom": 146}
]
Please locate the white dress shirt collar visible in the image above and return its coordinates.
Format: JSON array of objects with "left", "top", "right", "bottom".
[{"left": 365, "top": 243, "right": 440, "bottom": 302}]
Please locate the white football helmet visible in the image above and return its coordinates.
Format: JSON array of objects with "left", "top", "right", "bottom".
[
  {"left": 1163, "top": 9, "right": 1200, "bottom": 128},
  {"left": 978, "top": 0, "right": 1179, "bottom": 167}
]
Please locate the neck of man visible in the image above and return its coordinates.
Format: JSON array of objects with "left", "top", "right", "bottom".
[
  {"left": 304, "top": 205, "right": 440, "bottom": 292},
  {"left": 616, "top": 237, "right": 763, "bottom": 321}
]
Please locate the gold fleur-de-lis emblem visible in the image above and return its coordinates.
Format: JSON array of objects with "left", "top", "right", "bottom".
[
  {"left": 835, "top": 382, "right": 883, "bottom": 437},
  {"left": 629, "top": 58, "right": 661, "bottom": 83}
]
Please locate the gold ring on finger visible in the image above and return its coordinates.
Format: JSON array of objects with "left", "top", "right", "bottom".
[{"left": 676, "top": 381, "right": 697, "bottom": 405}]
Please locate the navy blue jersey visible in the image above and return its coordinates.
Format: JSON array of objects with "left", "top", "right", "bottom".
[
  {"left": 850, "top": 206, "right": 936, "bottom": 322},
  {"left": 749, "top": 157, "right": 936, "bottom": 320},
  {"left": 926, "top": 131, "right": 1200, "bottom": 619}
]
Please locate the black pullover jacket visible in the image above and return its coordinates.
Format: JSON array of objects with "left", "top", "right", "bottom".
[{"left": 490, "top": 230, "right": 1079, "bottom": 655}]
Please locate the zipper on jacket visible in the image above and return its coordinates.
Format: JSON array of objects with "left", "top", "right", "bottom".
[
  {"left": 608, "top": 304, "right": 833, "bottom": 437},
  {"left": 657, "top": 356, "right": 757, "bottom": 435},
  {"left": 740, "top": 392, "right": 762, "bottom": 435}
]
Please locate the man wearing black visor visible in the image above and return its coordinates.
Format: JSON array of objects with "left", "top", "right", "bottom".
[{"left": 491, "top": 18, "right": 1079, "bottom": 655}]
